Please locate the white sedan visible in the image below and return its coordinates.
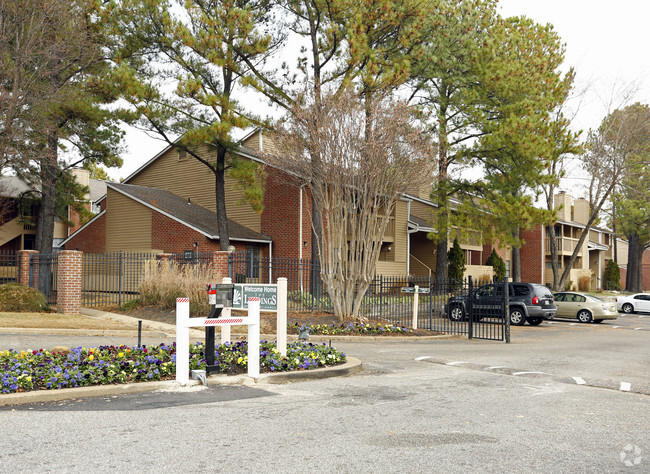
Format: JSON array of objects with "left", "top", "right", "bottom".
[{"left": 616, "top": 293, "right": 650, "bottom": 314}]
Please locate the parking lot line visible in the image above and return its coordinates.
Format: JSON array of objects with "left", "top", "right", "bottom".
[
  {"left": 620, "top": 382, "right": 632, "bottom": 392},
  {"left": 572, "top": 376, "right": 586, "bottom": 385}
]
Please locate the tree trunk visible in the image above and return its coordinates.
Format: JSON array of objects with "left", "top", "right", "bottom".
[
  {"left": 625, "top": 233, "right": 642, "bottom": 292},
  {"left": 215, "top": 144, "right": 230, "bottom": 251},
  {"left": 511, "top": 229, "right": 521, "bottom": 282},
  {"left": 434, "top": 101, "right": 449, "bottom": 290},
  {"left": 547, "top": 227, "right": 561, "bottom": 290},
  {"left": 35, "top": 131, "right": 58, "bottom": 255}
]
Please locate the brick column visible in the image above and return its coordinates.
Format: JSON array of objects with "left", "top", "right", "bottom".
[
  {"left": 212, "top": 251, "right": 230, "bottom": 281},
  {"left": 17, "top": 250, "right": 39, "bottom": 286},
  {"left": 57, "top": 250, "right": 83, "bottom": 315},
  {"left": 157, "top": 253, "right": 172, "bottom": 263}
]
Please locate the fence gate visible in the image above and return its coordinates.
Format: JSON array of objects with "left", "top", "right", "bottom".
[
  {"left": 29, "top": 253, "right": 58, "bottom": 305},
  {"left": 360, "top": 275, "right": 509, "bottom": 342}
]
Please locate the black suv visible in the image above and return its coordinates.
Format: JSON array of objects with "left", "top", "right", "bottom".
[{"left": 445, "top": 282, "right": 557, "bottom": 326}]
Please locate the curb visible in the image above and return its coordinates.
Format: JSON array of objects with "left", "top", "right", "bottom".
[
  {"left": 0, "top": 328, "right": 170, "bottom": 338},
  {"left": 0, "top": 357, "right": 363, "bottom": 407}
]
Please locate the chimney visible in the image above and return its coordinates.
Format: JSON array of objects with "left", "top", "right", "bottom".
[
  {"left": 573, "top": 198, "right": 589, "bottom": 225},
  {"left": 554, "top": 191, "right": 572, "bottom": 221}
]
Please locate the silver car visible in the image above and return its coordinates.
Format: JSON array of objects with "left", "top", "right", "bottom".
[{"left": 553, "top": 292, "right": 618, "bottom": 323}]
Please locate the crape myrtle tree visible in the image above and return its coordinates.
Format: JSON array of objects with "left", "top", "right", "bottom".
[
  {"left": 111, "top": 0, "right": 277, "bottom": 250},
  {"left": 611, "top": 103, "right": 650, "bottom": 292},
  {"left": 270, "top": 90, "right": 432, "bottom": 320},
  {"left": 1, "top": 0, "right": 125, "bottom": 254},
  {"left": 469, "top": 16, "right": 575, "bottom": 282}
]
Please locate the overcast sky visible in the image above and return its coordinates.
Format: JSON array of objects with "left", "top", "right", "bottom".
[{"left": 110, "top": 0, "right": 650, "bottom": 182}]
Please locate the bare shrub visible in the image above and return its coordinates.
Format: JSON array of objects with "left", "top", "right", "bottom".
[
  {"left": 139, "top": 260, "right": 221, "bottom": 316},
  {"left": 578, "top": 275, "right": 591, "bottom": 292}
]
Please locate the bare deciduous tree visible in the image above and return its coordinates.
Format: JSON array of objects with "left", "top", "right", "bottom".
[{"left": 270, "top": 91, "right": 433, "bottom": 320}]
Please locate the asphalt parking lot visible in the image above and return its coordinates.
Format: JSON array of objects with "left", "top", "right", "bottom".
[{"left": 0, "top": 311, "right": 647, "bottom": 472}]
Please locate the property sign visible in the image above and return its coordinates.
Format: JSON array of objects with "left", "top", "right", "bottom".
[
  {"left": 232, "top": 284, "right": 278, "bottom": 311},
  {"left": 401, "top": 286, "right": 430, "bottom": 294}
]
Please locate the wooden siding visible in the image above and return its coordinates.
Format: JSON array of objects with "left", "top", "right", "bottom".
[
  {"left": 127, "top": 143, "right": 262, "bottom": 233},
  {"left": 409, "top": 232, "right": 436, "bottom": 277},
  {"left": 410, "top": 200, "right": 436, "bottom": 224},
  {"left": 106, "top": 188, "right": 152, "bottom": 252},
  {"left": 376, "top": 200, "right": 409, "bottom": 276}
]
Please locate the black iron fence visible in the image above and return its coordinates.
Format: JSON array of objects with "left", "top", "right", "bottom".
[
  {"left": 229, "top": 252, "right": 330, "bottom": 312},
  {"left": 0, "top": 250, "right": 17, "bottom": 284},
  {"left": 29, "top": 253, "right": 58, "bottom": 305},
  {"left": 82, "top": 252, "right": 157, "bottom": 307},
  {"left": 358, "top": 275, "right": 508, "bottom": 341}
]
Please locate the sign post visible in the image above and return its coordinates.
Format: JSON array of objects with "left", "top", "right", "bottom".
[
  {"left": 175, "top": 296, "right": 261, "bottom": 383},
  {"left": 401, "top": 286, "right": 429, "bottom": 330}
]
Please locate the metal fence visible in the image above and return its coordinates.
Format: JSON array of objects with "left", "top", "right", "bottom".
[
  {"left": 82, "top": 252, "right": 157, "bottom": 307},
  {"left": 0, "top": 250, "right": 17, "bottom": 284},
  {"left": 29, "top": 252, "right": 58, "bottom": 305},
  {"left": 229, "top": 252, "right": 330, "bottom": 312},
  {"left": 358, "top": 275, "right": 508, "bottom": 341}
]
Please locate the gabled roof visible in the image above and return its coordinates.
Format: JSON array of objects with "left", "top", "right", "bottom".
[
  {"left": 61, "top": 182, "right": 272, "bottom": 247},
  {"left": 107, "top": 182, "right": 271, "bottom": 243}
]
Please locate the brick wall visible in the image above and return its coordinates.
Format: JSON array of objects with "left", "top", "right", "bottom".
[
  {"left": 482, "top": 243, "right": 507, "bottom": 265},
  {"left": 68, "top": 203, "right": 91, "bottom": 235},
  {"left": 65, "top": 213, "right": 106, "bottom": 253},
  {"left": 261, "top": 166, "right": 312, "bottom": 260},
  {"left": 520, "top": 225, "right": 544, "bottom": 283}
]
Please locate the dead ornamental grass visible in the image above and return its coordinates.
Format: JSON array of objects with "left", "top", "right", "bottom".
[{"left": 139, "top": 260, "right": 220, "bottom": 317}]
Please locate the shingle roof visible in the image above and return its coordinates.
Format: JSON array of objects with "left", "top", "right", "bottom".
[{"left": 107, "top": 182, "right": 271, "bottom": 242}]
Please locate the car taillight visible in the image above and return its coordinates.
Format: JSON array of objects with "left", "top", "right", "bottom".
[{"left": 532, "top": 296, "right": 539, "bottom": 305}]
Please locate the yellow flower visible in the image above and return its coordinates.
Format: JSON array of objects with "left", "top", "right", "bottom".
[
  {"left": 118, "top": 352, "right": 124, "bottom": 358},
  {"left": 26, "top": 376, "right": 32, "bottom": 382},
  {"left": 88, "top": 355, "right": 94, "bottom": 361},
  {"left": 237, "top": 357, "right": 243, "bottom": 364}
]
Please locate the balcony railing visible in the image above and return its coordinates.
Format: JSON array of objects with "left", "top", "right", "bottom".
[{"left": 545, "top": 237, "right": 581, "bottom": 255}]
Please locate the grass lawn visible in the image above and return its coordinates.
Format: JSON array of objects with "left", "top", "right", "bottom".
[{"left": 0, "top": 312, "right": 138, "bottom": 331}]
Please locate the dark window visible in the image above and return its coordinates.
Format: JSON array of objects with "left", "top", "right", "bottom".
[
  {"left": 554, "top": 293, "right": 565, "bottom": 302},
  {"left": 575, "top": 295, "right": 586, "bottom": 303},
  {"left": 245, "top": 246, "right": 260, "bottom": 280},
  {"left": 475, "top": 285, "right": 493, "bottom": 298},
  {"left": 513, "top": 284, "right": 530, "bottom": 296}
]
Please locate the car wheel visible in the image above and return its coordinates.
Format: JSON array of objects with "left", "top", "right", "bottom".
[
  {"left": 577, "top": 310, "right": 592, "bottom": 323},
  {"left": 593, "top": 319, "right": 603, "bottom": 324},
  {"left": 527, "top": 317, "right": 543, "bottom": 326},
  {"left": 450, "top": 305, "right": 465, "bottom": 321},
  {"left": 509, "top": 308, "right": 526, "bottom": 326},
  {"left": 622, "top": 303, "right": 634, "bottom": 314}
]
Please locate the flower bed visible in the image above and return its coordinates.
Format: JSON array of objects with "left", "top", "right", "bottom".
[
  {"left": 289, "top": 322, "right": 409, "bottom": 336},
  {"left": 0, "top": 341, "right": 346, "bottom": 394}
]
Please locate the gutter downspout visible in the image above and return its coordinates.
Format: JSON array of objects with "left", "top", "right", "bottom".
[
  {"left": 299, "top": 185, "right": 304, "bottom": 292},
  {"left": 406, "top": 201, "right": 411, "bottom": 275}
]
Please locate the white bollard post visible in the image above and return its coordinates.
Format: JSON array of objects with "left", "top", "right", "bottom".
[
  {"left": 175, "top": 297, "right": 190, "bottom": 385},
  {"left": 247, "top": 297, "right": 261, "bottom": 380},
  {"left": 277, "top": 277, "right": 288, "bottom": 356},
  {"left": 220, "top": 277, "right": 232, "bottom": 344},
  {"left": 413, "top": 286, "right": 419, "bottom": 330}
]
